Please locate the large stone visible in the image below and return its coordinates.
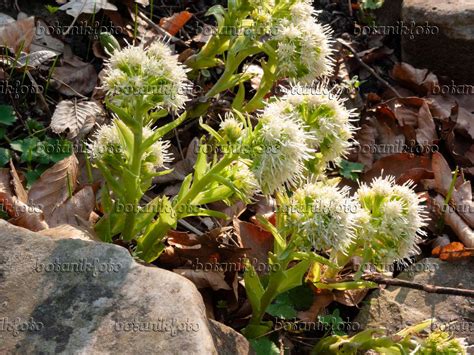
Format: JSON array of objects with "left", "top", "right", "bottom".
[
  {"left": 402, "top": 0, "right": 474, "bottom": 84},
  {"left": 0, "top": 221, "right": 250, "bottom": 354},
  {"left": 355, "top": 258, "right": 474, "bottom": 347}
]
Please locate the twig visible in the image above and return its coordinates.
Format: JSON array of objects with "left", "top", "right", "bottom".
[
  {"left": 336, "top": 38, "right": 403, "bottom": 98},
  {"left": 362, "top": 274, "right": 474, "bottom": 298}
]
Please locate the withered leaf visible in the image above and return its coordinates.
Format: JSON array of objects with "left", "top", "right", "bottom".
[
  {"left": 28, "top": 154, "right": 79, "bottom": 218},
  {"left": 48, "top": 186, "right": 95, "bottom": 227},
  {"left": 0, "top": 16, "right": 35, "bottom": 53}
]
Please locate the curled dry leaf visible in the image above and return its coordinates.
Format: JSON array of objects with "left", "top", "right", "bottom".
[
  {"left": 28, "top": 154, "right": 79, "bottom": 218},
  {"left": 432, "top": 152, "right": 452, "bottom": 195},
  {"left": 354, "top": 123, "right": 377, "bottom": 171},
  {"left": 0, "top": 16, "right": 35, "bottom": 53},
  {"left": 9, "top": 160, "right": 27, "bottom": 203},
  {"left": 48, "top": 186, "right": 95, "bottom": 227},
  {"left": 432, "top": 241, "right": 473, "bottom": 261},
  {"left": 0, "top": 166, "right": 48, "bottom": 231},
  {"left": 51, "top": 99, "right": 103, "bottom": 139},
  {"left": 159, "top": 11, "right": 193, "bottom": 36},
  {"left": 431, "top": 194, "right": 474, "bottom": 248}
]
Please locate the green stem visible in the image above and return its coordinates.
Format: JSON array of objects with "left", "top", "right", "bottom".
[
  {"left": 204, "top": 46, "right": 261, "bottom": 99},
  {"left": 122, "top": 102, "right": 144, "bottom": 241},
  {"left": 173, "top": 154, "right": 236, "bottom": 215}
]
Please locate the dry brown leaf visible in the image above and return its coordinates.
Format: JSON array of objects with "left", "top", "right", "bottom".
[
  {"left": 9, "top": 160, "right": 27, "bottom": 203},
  {"left": 355, "top": 123, "right": 377, "bottom": 171},
  {"left": 51, "top": 99, "right": 103, "bottom": 139},
  {"left": 432, "top": 152, "right": 452, "bottom": 195},
  {"left": 8, "top": 198, "right": 48, "bottom": 231},
  {"left": 431, "top": 194, "right": 474, "bottom": 248},
  {"left": 334, "top": 289, "right": 369, "bottom": 307},
  {"left": 173, "top": 269, "right": 232, "bottom": 291},
  {"left": 297, "top": 291, "right": 335, "bottom": 322},
  {"left": 48, "top": 186, "right": 95, "bottom": 227},
  {"left": 52, "top": 56, "right": 97, "bottom": 96},
  {"left": 0, "top": 167, "right": 12, "bottom": 195},
  {"left": 234, "top": 218, "right": 273, "bottom": 275},
  {"left": 159, "top": 11, "right": 193, "bottom": 36},
  {"left": 38, "top": 224, "right": 96, "bottom": 241},
  {"left": 28, "top": 154, "right": 79, "bottom": 218},
  {"left": 31, "top": 19, "right": 64, "bottom": 55},
  {"left": 363, "top": 153, "right": 432, "bottom": 183},
  {"left": 416, "top": 102, "right": 438, "bottom": 147},
  {"left": 391, "top": 62, "right": 438, "bottom": 95},
  {"left": 0, "top": 16, "right": 35, "bottom": 53}
]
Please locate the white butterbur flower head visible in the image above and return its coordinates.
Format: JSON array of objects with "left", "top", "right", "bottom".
[
  {"left": 355, "top": 176, "right": 428, "bottom": 266},
  {"left": 88, "top": 123, "right": 172, "bottom": 173},
  {"left": 142, "top": 126, "right": 173, "bottom": 170},
  {"left": 279, "top": 82, "right": 356, "bottom": 163},
  {"left": 420, "top": 330, "right": 467, "bottom": 354},
  {"left": 88, "top": 122, "right": 127, "bottom": 163},
  {"left": 102, "top": 41, "right": 191, "bottom": 111},
  {"left": 273, "top": 7, "right": 334, "bottom": 83},
  {"left": 219, "top": 113, "right": 244, "bottom": 143},
  {"left": 222, "top": 160, "right": 259, "bottom": 203},
  {"left": 249, "top": 112, "right": 314, "bottom": 194},
  {"left": 284, "top": 182, "right": 356, "bottom": 254}
]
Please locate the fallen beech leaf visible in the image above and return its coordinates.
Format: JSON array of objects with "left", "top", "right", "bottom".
[
  {"left": 432, "top": 152, "right": 452, "bottom": 195},
  {"left": 297, "top": 290, "right": 335, "bottom": 322},
  {"left": 416, "top": 102, "right": 438, "bottom": 147},
  {"left": 355, "top": 124, "right": 377, "bottom": 171},
  {"left": 391, "top": 62, "right": 438, "bottom": 95},
  {"left": 363, "top": 153, "right": 432, "bottom": 183},
  {"left": 173, "top": 269, "right": 232, "bottom": 290},
  {"left": 0, "top": 16, "right": 35, "bottom": 53},
  {"left": 234, "top": 218, "right": 273, "bottom": 274},
  {"left": 28, "top": 154, "right": 79, "bottom": 218},
  {"left": 51, "top": 99, "right": 103, "bottom": 139},
  {"left": 31, "top": 19, "right": 64, "bottom": 55},
  {"left": 48, "top": 186, "right": 95, "bottom": 227},
  {"left": 9, "top": 160, "right": 27, "bottom": 203},
  {"left": 52, "top": 56, "right": 97, "bottom": 96},
  {"left": 159, "top": 11, "right": 193, "bottom": 36},
  {"left": 396, "top": 168, "right": 434, "bottom": 186}
]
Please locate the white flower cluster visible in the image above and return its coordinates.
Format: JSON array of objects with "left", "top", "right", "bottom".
[
  {"left": 285, "top": 182, "right": 357, "bottom": 254},
  {"left": 103, "top": 41, "right": 191, "bottom": 111},
  {"left": 88, "top": 121, "right": 172, "bottom": 171},
  {"left": 249, "top": 112, "right": 314, "bottom": 194},
  {"left": 355, "top": 176, "right": 427, "bottom": 265},
  {"left": 273, "top": 1, "right": 334, "bottom": 83},
  {"left": 222, "top": 160, "right": 259, "bottom": 202},
  {"left": 265, "top": 82, "right": 355, "bottom": 164}
]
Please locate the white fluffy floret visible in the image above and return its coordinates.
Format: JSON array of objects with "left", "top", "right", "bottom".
[
  {"left": 285, "top": 182, "right": 357, "bottom": 254},
  {"left": 264, "top": 82, "right": 356, "bottom": 165},
  {"left": 355, "top": 176, "right": 428, "bottom": 265},
  {"left": 250, "top": 113, "right": 314, "bottom": 194},
  {"left": 102, "top": 41, "right": 191, "bottom": 111},
  {"left": 273, "top": 10, "right": 334, "bottom": 83}
]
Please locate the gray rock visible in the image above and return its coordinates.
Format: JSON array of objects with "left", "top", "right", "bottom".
[
  {"left": 402, "top": 0, "right": 474, "bottom": 84},
  {"left": 355, "top": 258, "right": 474, "bottom": 346},
  {"left": 0, "top": 221, "right": 249, "bottom": 354}
]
